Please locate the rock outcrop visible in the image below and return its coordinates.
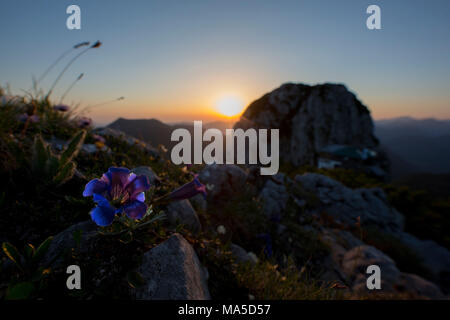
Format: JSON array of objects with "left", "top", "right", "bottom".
[
  {"left": 341, "top": 245, "right": 444, "bottom": 299},
  {"left": 135, "top": 233, "right": 210, "bottom": 300},
  {"left": 43, "top": 220, "right": 98, "bottom": 267},
  {"left": 295, "top": 173, "right": 404, "bottom": 232},
  {"left": 397, "top": 231, "right": 450, "bottom": 291},
  {"left": 234, "top": 83, "right": 378, "bottom": 166},
  {"left": 198, "top": 164, "right": 247, "bottom": 204},
  {"left": 321, "top": 228, "right": 444, "bottom": 299},
  {"left": 258, "top": 173, "right": 291, "bottom": 220},
  {"left": 165, "top": 200, "right": 202, "bottom": 232},
  {"left": 229, "top": 243, "right": 254, "bottom": 265}
]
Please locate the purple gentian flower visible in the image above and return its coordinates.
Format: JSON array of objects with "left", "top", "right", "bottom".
[
  {"left": 53, "top": 104, "right": 70, "bottom": 112},
  {"left": 77, "top": 117, "right": 92, "bottom": 128},
  {"left": 166, "top": 174, "right": 207, "bottom": 201},
  {"left": 83, "top": 167, "right": 151, "bottom": 226}
]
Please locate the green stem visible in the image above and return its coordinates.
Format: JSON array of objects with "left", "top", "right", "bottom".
[{"left": 46, "top": 47, "right": 91, "bottom": 99}]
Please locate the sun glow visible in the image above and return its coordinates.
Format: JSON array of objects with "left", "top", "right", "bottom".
[{"left": 215, "top": 95, "right": 245, "bottom": 117}]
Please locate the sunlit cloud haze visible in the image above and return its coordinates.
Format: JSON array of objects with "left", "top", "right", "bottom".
[{"left": 1, "top": 0, "right": 449, "bottom": 125}]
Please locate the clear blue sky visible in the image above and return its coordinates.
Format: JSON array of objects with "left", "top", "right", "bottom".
[{"left": 1, "top": 0, "right": 449, "bottom": 125}]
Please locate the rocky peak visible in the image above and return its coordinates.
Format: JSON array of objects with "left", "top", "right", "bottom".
[{"left": 234, "top": 83, "right": 379, "bottom": 166}]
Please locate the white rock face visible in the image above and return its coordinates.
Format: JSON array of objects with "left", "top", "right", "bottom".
[{"left": 234, "top": 83, "right": 378, "bottom": 166}]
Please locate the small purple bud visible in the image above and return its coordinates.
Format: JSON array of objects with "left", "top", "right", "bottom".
[
  {"left": 166, "top": 175, "right": 207, "bottom": 201},
  {"left": 53, "top": 104, "right": 70, "bottom": 112},
  {"left": 29, "top": 115, "right": 40, "bottom": 123},
  {"left": 77, "top": 117, "right": 92, "bottom": 128}
]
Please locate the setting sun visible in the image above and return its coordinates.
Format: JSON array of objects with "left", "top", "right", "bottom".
[{"left": 215, "top": 95, "right": 245, "bottom": 117}]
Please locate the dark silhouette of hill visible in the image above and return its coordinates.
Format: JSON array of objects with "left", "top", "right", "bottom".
[
  {"left": 107, "top": 118, "right": 195, "bottom": 149},
  {"left": 376, "top": 117, "right": 450, "bottom": 137},
  {"left": 107, "top": 118, "right": 236, "bottom": 151},
  {"left": 375, "top": 117, "right": 450, "bottom": 175},
  {"left": 395, "top": 173, "right": 450, "bottom": 198}
]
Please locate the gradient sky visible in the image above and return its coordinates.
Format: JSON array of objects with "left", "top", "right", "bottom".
[{"left": 1, "top": 0, "right": 449, "bottom": 125}]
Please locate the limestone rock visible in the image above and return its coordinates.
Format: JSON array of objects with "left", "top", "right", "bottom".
[
  {"left": 198, "top": 164, "right": 247, "bottom": 203},
  {"left": 342, "top": 245, "right": 445, "bottom": 299},
  {"left": 234, "top": 83, "right": 378, "bottom": 166},
  {"left": 165, "top": 200, "right": 201, "bottom": 232},
  {"left": 397, "top": 231, "right": 450, "bottom": 291},
  {"left": 229, "top": 243, "right": 252, "bottom": 264},
  {"left": 295, "top": 173, "right": 404, "bottom": 232},
  {"left": 135, "top": 233, "right": 210, "bottom": 300},
  {"left": 43, "top": 220, "right": 98, "bottom": 267},
  {"left": 258, "top": 173, "right": 291, "bottom": 220}
]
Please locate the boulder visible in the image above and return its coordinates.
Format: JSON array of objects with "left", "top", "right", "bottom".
[
  {"left": 295, "top": 173, "right": 404, "bottom": 232},
  {"left": 165, "top": 200, "right": 201, "bottom": 232},
  {"left": 258, "top": 173, "right": 291, "bottom": 220},
  {"left": 229, "top": 243, "right": 252, "bottom": 264},
  {"left": 340, "top": 245, "right": 445, "bottom": 299},
  {"left": 397, "top": 231, "right": 450, "bottom": 292},
  {"left": 135, "top": 233, "right": 210, "bottom": 300},
  {"left": 189, "top": 193, "right": 208, "bottom": 212},
  {"left": 234, "top": 83, "right": 378, "bottom": 166},
  {"left": 43, "top": 220, "right": 98, "bottom": 267},
  {"left": 198, "top": 164, "right": 247, "bottom": 203},
  {"left": 320, "top": 228, "right": 365, "bottom": 283},
  {"left": 397, "top": 273, "right": 445, "bottom": 300},
  {"left": 341, "top": 245, "right": 402, "bottom": 292}
]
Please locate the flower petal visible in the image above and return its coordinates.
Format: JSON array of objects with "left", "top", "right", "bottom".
[
  {"left": 105, "top": 167, "right": 131, "bottom": 198},
  {"left": 90, "top": 205, "right": 116, "bottom": 227},
  {"left": 194, "top": 177, "right": 207, "bottom": 199},
  {"left": 93, "top": 193, "right": 110, "bottom": 206},
  {"left": 121, "top": 201, "right": 147, "bottom": 220},
  {"left": 90, "top": 194, "right": 116, "bottom": 226},
  {"left": 135, "top": 192, "right": 145, "bottom": 203},
  {"left": 83, "top": 179, "right": 108, "bottom": 197},
  {"left": 167, "top": 176, "right": 207, "bottom": 201},
  {"left": 107, "top": 167, "right": 130, "bottom": 188},
  {"left": 126, "top": 175, "right": 150, "bottom": 200}
]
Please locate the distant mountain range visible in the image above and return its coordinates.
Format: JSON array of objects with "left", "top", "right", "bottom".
[
  {"left": 108, "top": 118, "right": 187, "bottom": 149},
  {"left": 107, "top": 116, "right": 450, "bottom": 177},
  {"left": 374, "top": 117, "right": 450, "bottom": 176},
  {"left": 107, "top": 118, "right": 236, "bottom": 151}
]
